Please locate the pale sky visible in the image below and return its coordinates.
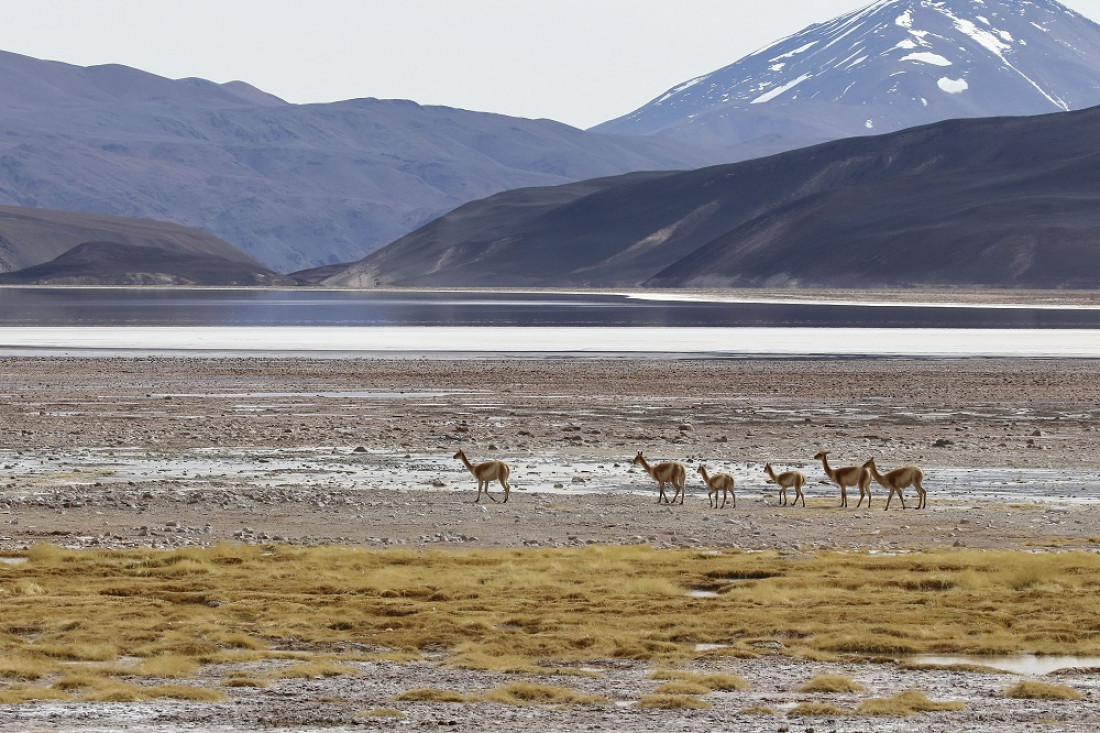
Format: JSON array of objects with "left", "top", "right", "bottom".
[{"left": 2, "top": 0, "right": 1100, "bottom": 129}]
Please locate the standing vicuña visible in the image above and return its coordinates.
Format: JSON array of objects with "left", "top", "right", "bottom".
[
  {"left": 632, "top": 451, "right": 686, "bottom": 505},
  {"left": 453, "top": 449, "right": 511, "bottom": 504},
  {"left": 814, "top": 451, "right": 872, "bottom": 508},
  {"left": 763, "top": 463, "right": 805, "bottom": 507},
  {"left": 863, "top": 458, "right": 926, "bottom": 510},
  {"left": 697, "top": 464, "right": 735, "bottom": 509}
]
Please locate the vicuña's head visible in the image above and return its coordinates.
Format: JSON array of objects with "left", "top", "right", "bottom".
[
  {"left": 863, "top": 458, "right": 877, "bottom": 469},
  {"left": 696, "top": 464, "right": 707, "bottom": 475},
  {"left": 813, "top": 451, "right": 828, "bottom": 460},
  {"left": 453, "top": 449, "right": 466, "bottom": 460},
  {"left": 632, "top": 451, "right": 646, "bottom": 465}
]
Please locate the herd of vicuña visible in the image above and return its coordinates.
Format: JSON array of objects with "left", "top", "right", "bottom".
[{"left": 452, "top": 448, "right": 926, "bottom": 510}]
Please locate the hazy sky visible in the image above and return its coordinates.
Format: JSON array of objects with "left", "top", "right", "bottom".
[{"left": 2, "top": 0, "right": 1100, "bottom": 129}]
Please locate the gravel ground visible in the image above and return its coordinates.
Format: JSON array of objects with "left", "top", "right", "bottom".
[{"left": 1, "top": 356, "right": 1099, "bottom": 731}]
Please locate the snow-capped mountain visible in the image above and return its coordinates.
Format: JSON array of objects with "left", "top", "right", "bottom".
[{"left": 596, "top": 0, "right": 1100, "bottom": 152}]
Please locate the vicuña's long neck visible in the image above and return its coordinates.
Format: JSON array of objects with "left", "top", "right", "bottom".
[
  {"left": 765, "top": 465, "right": 777, "bottom": 481},
  {"left": 867, "top": 463, "right": 884, "bottom": 482},
  {"left": 459, "top": 454, "right": 476, "bottom": 474},
  {"left": 638, "top": 457, "right": 653, "bottom": 477},
  {"left": 820, "top": 455, "right": 833, "bottom": 478},
  {"left": 699, "top": 467, "right": 710, "bottom": 483}
]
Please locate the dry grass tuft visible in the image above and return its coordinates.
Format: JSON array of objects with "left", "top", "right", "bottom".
[
  {"left": 788, "top": 702, "right": 849, "bottom": 717},
  {"left": 856, "top": 689, "right": 965, "bottom": 716},
  {"left": 650, "top": 669, "right": 749, "bottom": 692},
  {"left": 223, "top": 675, "right": 269, "bottom": 688},
  {"left": 636, "top": 694, "right": 712, "bottom": 710},
  {"left": 797, "top": 673, "right": 865, "bottom": 693},
  {"left": 1004, "top": 681, "right": 1083, "bottom": 700},
  {"left": 146, "top": 684, "right": 226, "bottom": 702},
  {"left": 0, "top": 686, "right": 70, "bottom": 704},
  {"left": 361, "top": 708, "right": 405, "bottom": 718},
  {"left": 482, "top": 682, "right": 605, "bottom": 706},
  {"left": 129, "top": 655, "right": 200, "bottom": 679},
  {"left": 75, "top": 679, "right": 149, "bottom": 703},
  {"left": 653, "top": 680, "right": 710, "bottom": 696},
  {"left": 395, "top": 688, "right": 472, "bottom": 703},
  {"left": 0, "top": 655, "right": 56, "bottom": 681}
]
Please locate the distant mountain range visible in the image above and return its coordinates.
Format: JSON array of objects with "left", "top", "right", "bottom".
[
  {"left": 0, "top": 50, "right": 712, "bottom": 274},
  {"left": 0, "top": 205, "right": 286, "bottom": 286},
  {"left": 597, "top": 0, "right": 1100, "bottom": 154},
  {"left": 4, "top": 0, "right": 1100, "bottom": 287},
  {"left": 320, "top": 105, "right": 1100, "bottom": 290}
]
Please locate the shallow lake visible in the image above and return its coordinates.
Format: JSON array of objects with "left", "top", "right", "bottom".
[
  {"left": 1, "top": 288, "right": 1098, "bottom": 357},
  {"left": 1, "top": 287, "right": 1100, "bottom": 328}
]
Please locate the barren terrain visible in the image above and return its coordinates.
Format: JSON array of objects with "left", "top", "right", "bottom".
[{"left": 1, "top": 356, "right": 1099, "bottom": 731}]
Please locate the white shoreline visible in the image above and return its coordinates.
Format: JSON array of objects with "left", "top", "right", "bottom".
[{"left": 1, "top": 326, "right": 1099, "bottom": 358}]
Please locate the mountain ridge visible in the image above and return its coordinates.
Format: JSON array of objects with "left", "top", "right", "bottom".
[
  {"left": 322, "top": 104, "right": 1100, "bottom": 290},
  {"left": 0, "top": 50, "right": 715, "bottom": 273},
  {"left": 595, "top": 0, "right": 1100, "bottom": 152}
]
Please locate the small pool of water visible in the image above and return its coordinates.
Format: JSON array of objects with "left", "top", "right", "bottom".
[{"left": 909, "top": 654, "right": 1100, "bottom": 675}]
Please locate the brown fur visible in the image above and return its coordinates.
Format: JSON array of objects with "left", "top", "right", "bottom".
[
  {"left": 453, "top": 449, "right": 511, "bottom": 503},
  {"left": 815, "top": 451, "right": 872, "bottom": 508},
  {"left": 864, "top": 458, "right": 927, "bottom": 510},
  {"left": 763, "top": 463, "right": 806, "bottom": 507},
  {"left": 633, "top": 451, "right": 687, "bottom": 505},
  {"left": 696, "top": 465, "right": 735, "bottom": 509}
]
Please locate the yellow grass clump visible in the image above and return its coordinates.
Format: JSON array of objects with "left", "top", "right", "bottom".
[
  {"left": 0, "top": 542, "right": 1095, "bottom": 700},
  {"left": 128, "top": 655, "right": 201, "bottom": 679},
  {"left": 0, "top": 686, "right": 70, "bottom": 704},
  {"left": 0, "top": 655, "right": 57, "bottom": 681},
  {"left": 1004, "top": 681, "right": 1084, "bottom": 700},
  {"left": 653, "top": 680, "right": 711, "bottom": 696},
  {"left": 395, "top": 688, "right": 472, "bottom": 703},
  {"left": 482, "top": 682, "right": 605, "bottom": 706},
  {"left": 650, "top": 669, "right": 749, "bottom": 692},
  {"left": 788, "top": 702, "right": 849, "bottom": 717},
  {"left": 856, "top": 689, "right": 966, "bottom": 716},
  {"left": 797, "top": 673, "right": 865, "bottom": 693},
  {"left": 361, "top": 708, "right": 405, "bottom": 718},
  {"left": 636, "top": 694, "right": 712, "bottom": 710}
]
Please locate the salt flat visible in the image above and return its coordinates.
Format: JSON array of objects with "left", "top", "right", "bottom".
[{"left": 2, "top": 325, "right": 1099, "bottom": 357}]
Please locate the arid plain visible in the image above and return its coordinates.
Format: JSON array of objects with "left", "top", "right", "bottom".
[{"left": 0, "top": 355, "right": 1099, "bottom": 731}]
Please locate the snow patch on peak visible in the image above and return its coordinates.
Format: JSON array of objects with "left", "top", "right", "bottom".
[
  {"left": 901, "top": 52, "right": 953, "bottom": 66},
  {"left": 938, "top": 76, "right": 970, "bottom": 94},
  {"left": 655, "top": 77, "right": 704, "bottom": 105},
  {"left": 948, "top": 14, "right": 1013, "bottom": 55},
  {"left": 751, "top": 73, "right": 813, "bottom": 104},
  {"left": 896, "top": 9, "right": 914, "bottom": 28},
  {"left": 770, "top": 41, "right": 818, "bottom": 62}
]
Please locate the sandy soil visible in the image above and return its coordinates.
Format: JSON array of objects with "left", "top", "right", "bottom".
[{"left": 1, "top": 356, "right": 1099, "bottom": 731}]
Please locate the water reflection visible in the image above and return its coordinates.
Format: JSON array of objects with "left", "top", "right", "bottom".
[{"left": 2, "top": 288, "right": 1099, "bottom": 328}]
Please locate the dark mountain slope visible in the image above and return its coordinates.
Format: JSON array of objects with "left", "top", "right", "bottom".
[
  {"left": 0, "top": 204, "right": 287, "bottom": 286},
  {"left": 0, "top": 241, "right": 290, "bottom": 286},
  {"left": 323, "top": 105, "right": 1100, "bottom": 289}
]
